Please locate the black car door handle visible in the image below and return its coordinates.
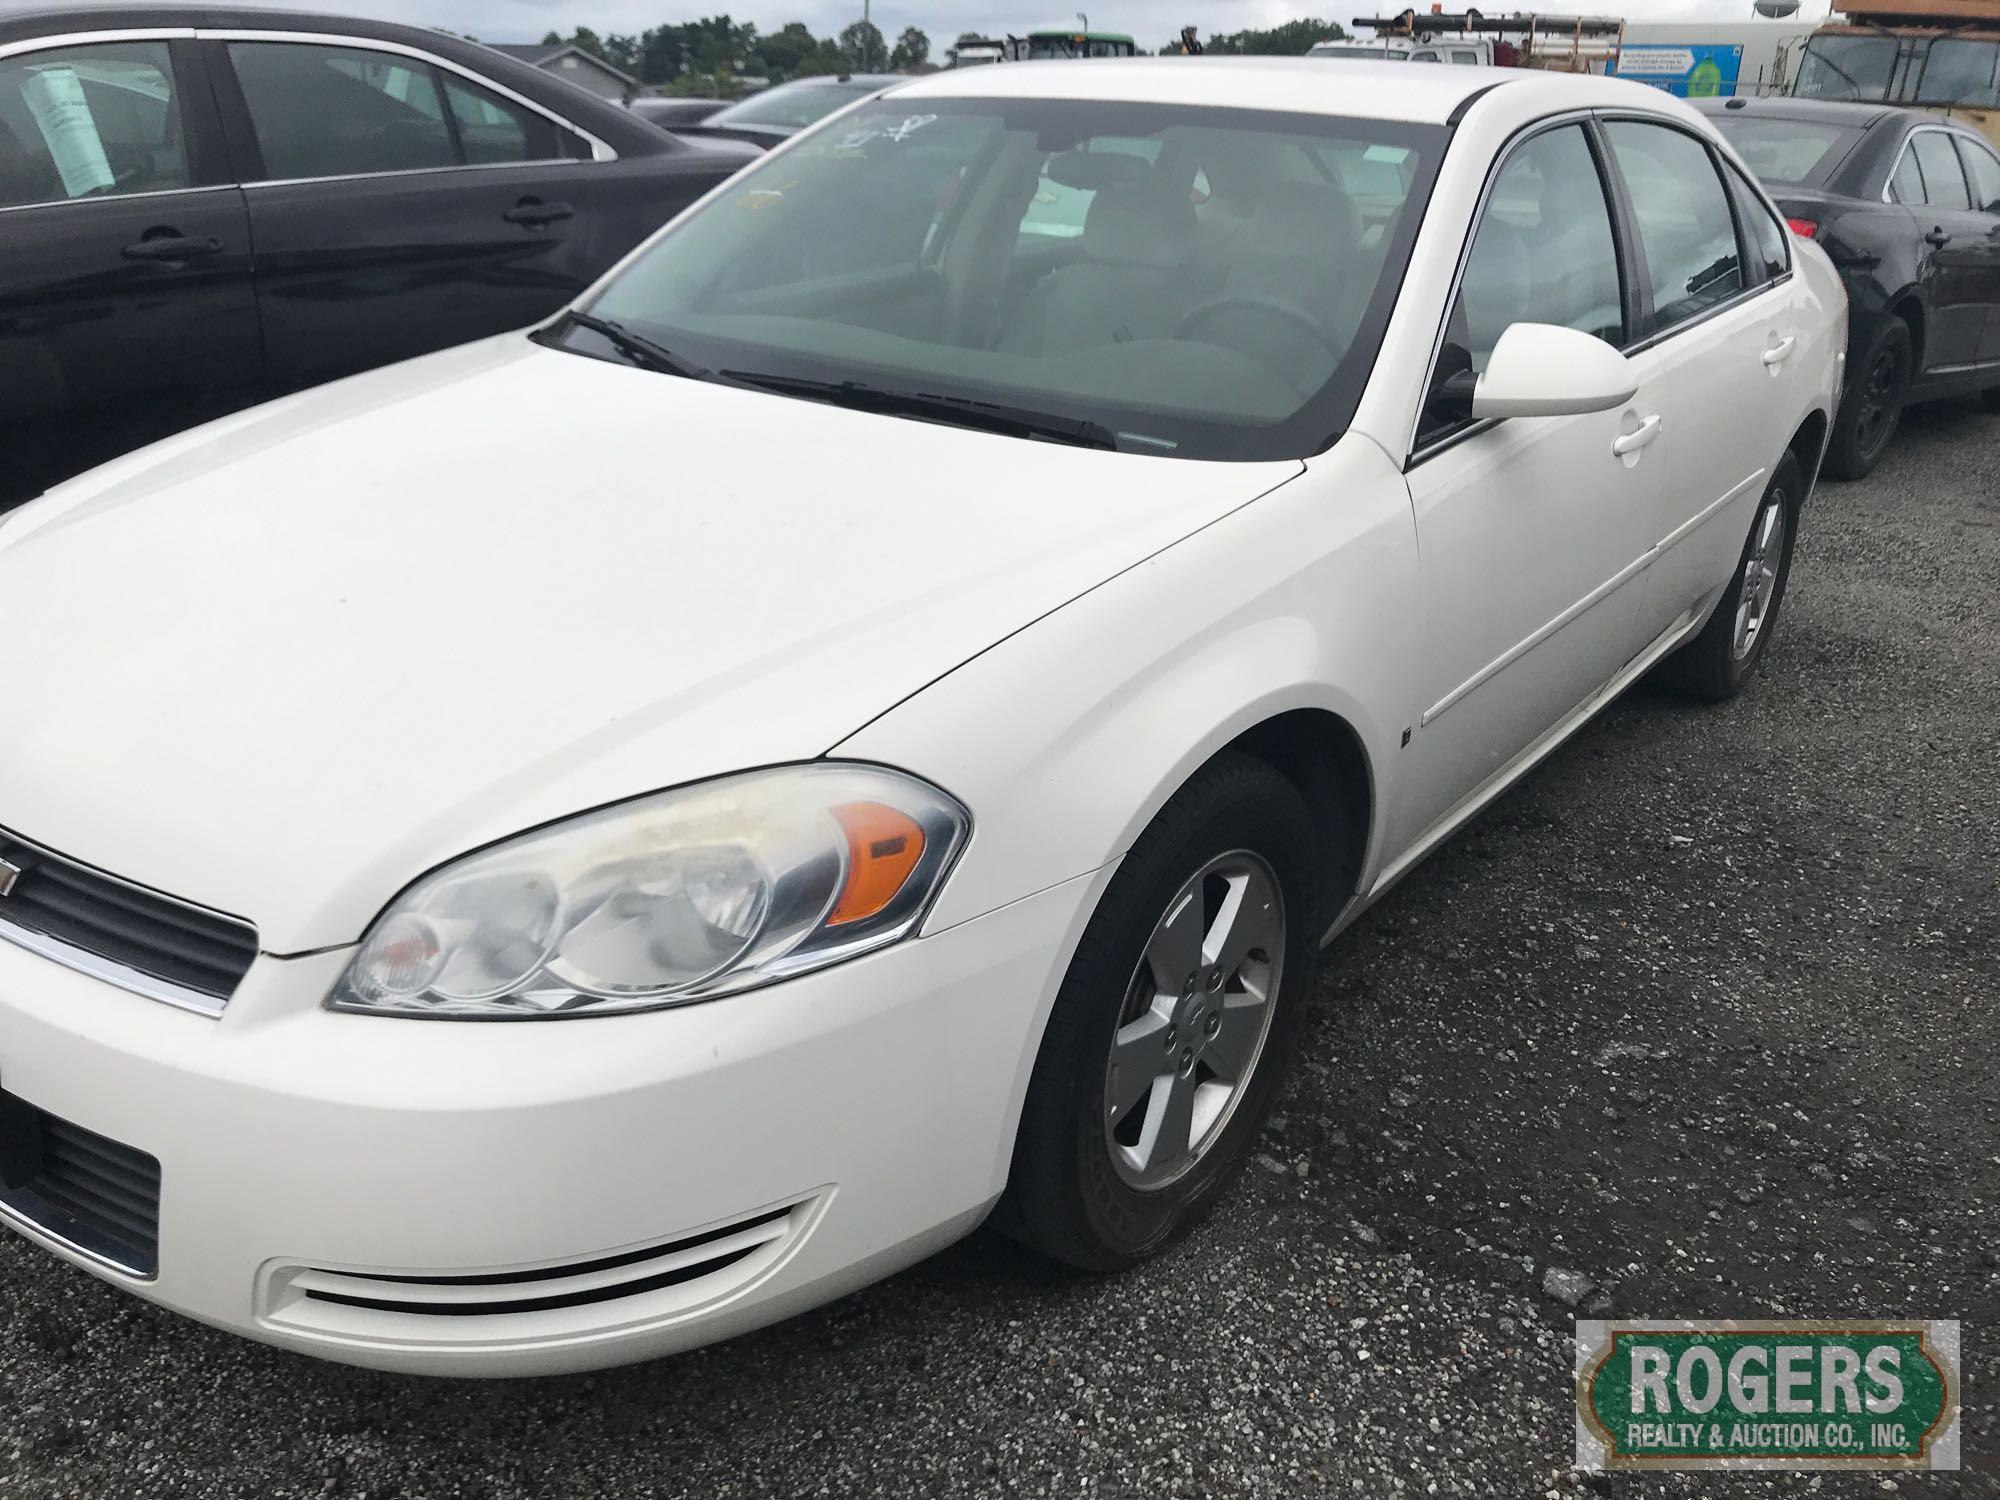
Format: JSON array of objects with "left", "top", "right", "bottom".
[
  {"left": 122, "top": 234, "right": 223, "bottom": 262},
  {"left": 1924, "top": 228, "right": 1951, "bottom": 248},
  {"left": 503, "top": 200, "right": 575, "bottom": 227}
]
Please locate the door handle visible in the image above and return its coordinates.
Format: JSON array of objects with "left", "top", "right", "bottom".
[
  {"left": 1761, "top": 336, "right": 1797, "bottom": 367},
  {"left": 503, "top": 200, "right": 575, "bottom": 227},
  {"left": 1924, "top": 227, "right": 1950, "bottom": 249},
  {"left": 121, "top": 233, "right": 223, "bottom": 262},
  {"left": 1612, "top": 414, "right": 1662, "bottom": 457}
]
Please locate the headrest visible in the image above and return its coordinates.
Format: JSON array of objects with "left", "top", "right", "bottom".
[
  {"left": 1245, "top": 183, "right": 1364, "bottom": 260},
  {"left": 1083, "top": 181, "right": 1197, "bottom": 269},
  {"left": 1046, "top": 148, "right": 1156, "bottom": 193}
]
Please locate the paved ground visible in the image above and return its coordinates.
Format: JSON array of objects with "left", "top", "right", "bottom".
[{"left": 1, "top": 399, "right": 1995, "bottom": 1499}]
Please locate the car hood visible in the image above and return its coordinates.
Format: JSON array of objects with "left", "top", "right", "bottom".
[{"left": 0, "top": 336, "right": 1300, "bottom": 952}]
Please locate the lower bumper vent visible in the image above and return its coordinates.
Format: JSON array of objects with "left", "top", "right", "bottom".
[
  {"left": 262, "top": 1196, "right": 819, "bottom": 1349},
  {"left": 0, "top": 1090, "right": 161, "bottom": 1278}
]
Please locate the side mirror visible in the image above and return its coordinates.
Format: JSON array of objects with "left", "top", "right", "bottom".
[{"left": 1472, "top": 323, "right": 1638, "bottom": 420}]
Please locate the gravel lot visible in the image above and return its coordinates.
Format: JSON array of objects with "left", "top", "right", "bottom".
[{"left": 2, "top": 398, "right": 1995, "bottom": 1499}]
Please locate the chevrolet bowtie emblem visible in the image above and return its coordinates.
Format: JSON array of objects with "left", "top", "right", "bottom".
[{"left": 0, "top": 859, "right": 18, "bottom": 897}]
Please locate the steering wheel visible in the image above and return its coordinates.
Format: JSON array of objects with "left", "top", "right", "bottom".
[{"left": 1174, "top": 295, "right": 1346, "bottom": 363}]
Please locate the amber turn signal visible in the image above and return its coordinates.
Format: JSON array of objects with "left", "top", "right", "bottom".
[{"left": 829, "top": 802, "right": 927, "bottom": 926}]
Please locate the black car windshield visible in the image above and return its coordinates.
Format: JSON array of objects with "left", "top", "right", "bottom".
[
  {"left": 1793, "top": 37, "right": 1898, "bottom": 101},
  {"left": 1708, "top": 115, "right": 1866, "bottom": 186},
  {"left": 705, "top": 80, "right": 879, "bottom": 132},
  {"left": 578, "top": 98, "right": 1444, "bottom": 460}
]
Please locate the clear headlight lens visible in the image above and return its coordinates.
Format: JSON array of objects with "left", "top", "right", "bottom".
[{"left": 329, "top": 764, "right": 969, "bottom": 1018}]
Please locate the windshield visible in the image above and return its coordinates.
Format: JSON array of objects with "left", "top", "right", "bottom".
[
  {"left": 1707, "top": 115, "right": 1865, "bottom": 185},
  {"left": 578, "top": 98, "right": 1443, "bottom": 461},
  {"left": 707, "top": 81, "right": 877, "bottom": 132},
  {"left": 1913, "top": 37, "right": 2000, "bottom": 105},
  {"left": 1793, "top": 36, "right": 1897, "bottom": 101}
]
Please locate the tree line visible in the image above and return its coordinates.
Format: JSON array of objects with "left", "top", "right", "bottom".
[
  {"left": 536, "top": 18, "right": 928, "bottom": 94},
  {"left": 525, "top": 15, "right": 1353, "bottom": 95}
]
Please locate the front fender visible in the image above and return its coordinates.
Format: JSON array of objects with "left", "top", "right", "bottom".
[{"left": 836, "top": 433, "right": 1422, "bottom": 938}]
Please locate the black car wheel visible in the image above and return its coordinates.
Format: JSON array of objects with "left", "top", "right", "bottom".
[{"left": 1824, "top": 318, "right": 1912, "bottom": 480}]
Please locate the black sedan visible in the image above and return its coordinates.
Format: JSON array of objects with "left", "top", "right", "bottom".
[
  {"left": 0, "top": 6, "right": 758, "bottom": 506},
  {"left": 675, "top": 74, "right": 900, "bottom": 150},
  {"left": 1699, "top": 96, "right": 2000, "bottom": 478}
]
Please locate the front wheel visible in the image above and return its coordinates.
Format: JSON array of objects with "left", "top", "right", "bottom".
[
  {"left": 995, "top": 753, "right": 1322, "bottom": 1271},
  {"left": 1659, "top": 452, "right": 1801, "bottom": 703},
  {"left": 1982, "top": 384, "right": 2000, "bottom": 414}
]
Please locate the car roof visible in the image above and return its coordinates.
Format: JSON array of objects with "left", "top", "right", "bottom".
[
  {"left": 1691, "top": 96, "right": 1904, "bottom": 129},
  {"left": 887, "top": 56, "right": 1693, "bottom": 126}
]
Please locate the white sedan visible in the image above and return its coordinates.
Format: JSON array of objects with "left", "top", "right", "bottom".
[{"left": 0, "top": 59, "right": 1842, "bottom": 1375}]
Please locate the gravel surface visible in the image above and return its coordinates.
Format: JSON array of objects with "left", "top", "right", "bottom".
[{"left": 2, "top": 398, "right": 1995, "bottom": 1498}]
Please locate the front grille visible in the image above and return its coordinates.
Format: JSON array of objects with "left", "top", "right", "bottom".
[
  {"left": 0, "top": 826, "right": 257, "bottom": 1012},
  {"left": 0, "top": 1090, "right": 161, "bottom": 1277}
]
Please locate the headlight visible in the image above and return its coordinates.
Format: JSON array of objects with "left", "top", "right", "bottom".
[{"left": 328, "top": 764, "right": 968, "bottom": 1018}]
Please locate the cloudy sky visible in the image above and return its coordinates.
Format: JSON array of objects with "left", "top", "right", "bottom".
[{"left": 0, "top": 0, "right": 1830, "bottom": 49}]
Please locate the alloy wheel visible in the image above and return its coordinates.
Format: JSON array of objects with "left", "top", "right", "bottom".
[
  {"left": 1102, "top": 851, "right": 1285, "bottom": 1192},
  {"left": 1854, "top": 345, "right": 1903, "bottom": 458},
  {"left": 1732, "top": 491, "right": 1787, "bottom": 663}
]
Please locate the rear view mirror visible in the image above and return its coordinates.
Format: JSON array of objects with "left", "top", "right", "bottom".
[{"left": 1472, "top": 323, "right": 1638, "bottom": 420}]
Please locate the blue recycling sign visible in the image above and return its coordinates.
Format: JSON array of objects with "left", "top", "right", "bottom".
[{"left": 1613, "top": 43, "right": 1745, "bottom": 98}]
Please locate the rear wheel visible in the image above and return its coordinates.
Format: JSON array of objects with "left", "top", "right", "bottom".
[
  {"left": 1660, "top": 453, "right": 1801, "bottom": 703},
  {"left": 1982, "top": 384, "right": 2000, "bottom": 414},
  {"left": 1824, "top": 318, "right": 1911, "bottom": 480},
  {"left": 996, "top": 753, "right": 1322, "bottom": 1271}
]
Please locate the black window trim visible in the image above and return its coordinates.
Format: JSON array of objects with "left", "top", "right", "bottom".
[
  {"left": 0, "top": 29, "right": 229, "bottom": 215},
  {"left": 206, "top": 27, "right": 607, "bottom": 188}
]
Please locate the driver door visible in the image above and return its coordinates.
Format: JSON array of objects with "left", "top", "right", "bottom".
[{"left": 1389, "top": 121, "right": 1666, "bottom": 854}]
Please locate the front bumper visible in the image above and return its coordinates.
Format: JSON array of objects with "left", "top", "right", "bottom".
[{"left": 0, "top": 871, "right": 1097, "bottom": 1375}]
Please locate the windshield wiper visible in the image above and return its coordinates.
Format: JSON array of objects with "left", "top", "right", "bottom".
[
  {"left": 554, "top": 310, "right": 731, "bottom": 385},
  {"left": 720, "top": 371, "right": 1121, "bottom": 450}
]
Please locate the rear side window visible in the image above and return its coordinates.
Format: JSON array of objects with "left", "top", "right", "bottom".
[
  {"left": 1420, "top": 124, "right": 1624, "bottom": 444},
  {"left": 1889, "top": 143, "right": 1926, "bottom": 204},
  {"left": 1910, "top": 131, "right": 1971, "bottom": 208},
  {"left": 0, "top": 42, "right": 190, "bottom": 209},
  {"left": 1961, "top": 136, "right": 2000, "bottom": 212},
  {"left": 231, "top": 42, "right": 456, "bottom": 179},
  {"left": 1725, "top": 163, "right": 1789, "bottom": 282},
  {"left": 443, "top": 75, "right": 570, "bottom": 164},
  {"left": 1606, "top": 120, "right": 1744, "bottom": 333}
]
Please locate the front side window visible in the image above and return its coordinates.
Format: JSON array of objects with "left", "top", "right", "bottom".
[
  {"left": 1960, "top": 135, "right": 2000, "bottom": 212},
  {"left": 1793, "top": 36, "right": 1897, "bottom": 101},
  {"left": 1420, "top": 124, "right": 1623, "bottom": 444},
  {"left": 1911, "top": 130, "right": 1971, "bottom": 208},
  {"left": 575, "top": 99, "right": 1444, "bottom": 461},
  {"left": 1606, "top": 120, "right": 1744, "bottom": 333},
  {"left": 1913, "top": 37, "right": 2000, "bottom": 105},
  {"left": 0, "top": 42, "right": 189, "bottom": 209},
  {"left": 231, "top": 42, "right": 455, "bottom": 179}
]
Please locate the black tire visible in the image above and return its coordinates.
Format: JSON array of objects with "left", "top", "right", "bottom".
[
  {"left": 995, "top": 753, "right": 1324, "bottom": 1271},
  {"left": 1660, "top": 452, "right": 1802, "bottom": 703},
  {"left": 1823, "top": 318, "right": 1911, "bottom": 480},
  {"left": 1982, "top": 384, "right": 2000, "bottom": 414}
]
